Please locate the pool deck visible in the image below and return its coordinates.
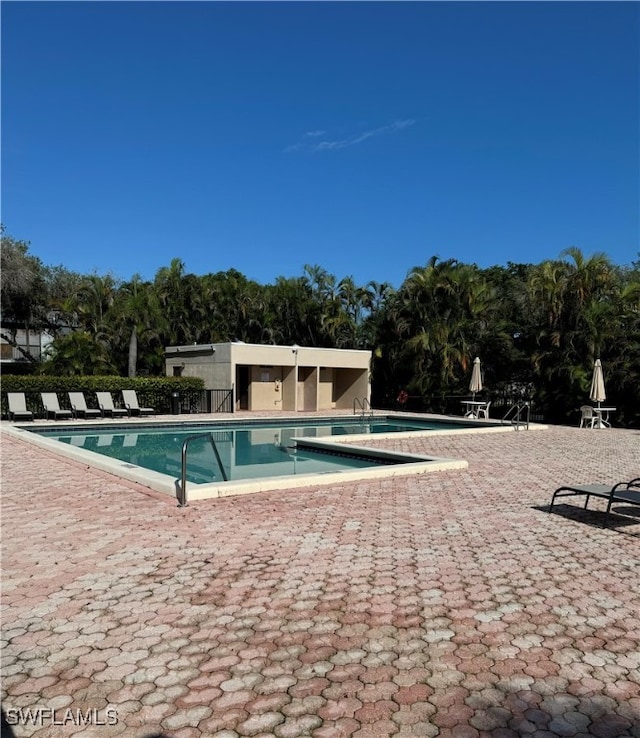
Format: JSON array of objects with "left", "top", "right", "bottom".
[{"left": 1, "top": 412, "right": 639, "bottom": 737}]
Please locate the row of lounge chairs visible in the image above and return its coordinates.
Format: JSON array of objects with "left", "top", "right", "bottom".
[{"left": 6, "top": 390, "right": 154, "bottom": 421}]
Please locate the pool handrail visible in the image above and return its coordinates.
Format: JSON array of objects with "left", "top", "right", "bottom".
[
  {"left": 501, "top": 401, "right": 530, "bottom": 430},
  {"left": 353, "top": 397, "right": 373, "bottom": 418},
  {"left": 180, "top": 433, "right": 228, "bottom": 507}
]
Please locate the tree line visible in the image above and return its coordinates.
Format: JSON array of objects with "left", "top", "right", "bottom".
[{"left": 2, "top": 226, "right": 639, "bottom": 427}]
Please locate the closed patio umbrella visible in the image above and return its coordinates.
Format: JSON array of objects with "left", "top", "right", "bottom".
[
  {"left": 589, "top": 358, "right": 606, "bottom": 410},
  {"left": 469, "top": 356, "right": 482, "bottom": 400}
]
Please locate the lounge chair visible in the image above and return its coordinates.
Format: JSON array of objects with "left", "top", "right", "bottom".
[
  {"left": 41, "top": 393, "right": 73, "bottom": 420},
  {"left": 7, "top": 393, "right": 33, "bottom": 421},
  {"left": 68, "top": 392, "right": 102, "bottom": 419},
  {"left": 549, "top": 478, "right": 640, "bottom": 525},
  {"left": 122, "top": 389, "right": 155, "bottom": 416},
  {"left": 96, "top": 392, "right": 128, "bottom": 418},
  {"left": 579, "top": 405, "right": 594, "bottom": 428}
]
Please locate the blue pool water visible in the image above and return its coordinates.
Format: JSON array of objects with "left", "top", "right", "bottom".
[{"left": 35, "top": 416, "right": 482, "bottom": 484}]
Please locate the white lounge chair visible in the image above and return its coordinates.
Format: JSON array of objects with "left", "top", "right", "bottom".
[
  {"left": 96, "top": 392, "right": 128, "bottom": 418},
  {"left": 41, "top": 393, "right": 73, "bottom": 420},
  {"left": 121, "top": 389, "right": 155, "bottom": 416},
  {"left": 7, "top": 393, "right": 33, "bottom": 421},
  {"left": 68, "top": 392, "right": 101, "bottom": 419}
]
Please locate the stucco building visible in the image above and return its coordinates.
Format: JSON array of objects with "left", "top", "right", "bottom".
[{"left": 165, "top": 342, "right": 371, "bottom": 412}]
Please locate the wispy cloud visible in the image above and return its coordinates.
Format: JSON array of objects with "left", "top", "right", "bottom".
[{"left": 284, "top": 119, "right": 416, "bottom": 153}]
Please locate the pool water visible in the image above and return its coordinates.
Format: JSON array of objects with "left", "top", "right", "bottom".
[{"left": 37, "top": 416, "right": 485, "bottom": 485}]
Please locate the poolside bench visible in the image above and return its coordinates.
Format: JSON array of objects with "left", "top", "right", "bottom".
[{"left": 549, "top": 478, "right": 640, "bottom": 526}]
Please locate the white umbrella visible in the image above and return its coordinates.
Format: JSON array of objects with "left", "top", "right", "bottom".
[
  {"left": 589, "top": 358, "right": 606, "bottom": 410},
  {"left": 469, "top": 356, "right": 482, "bottom": 400}
]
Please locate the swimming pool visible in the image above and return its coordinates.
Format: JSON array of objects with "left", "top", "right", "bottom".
[
  {"left": 9, "top": 414, "right": 508, "bottom": 501},
  {"left": 35, "top": 416, "right": 488, "bottom": 484}
]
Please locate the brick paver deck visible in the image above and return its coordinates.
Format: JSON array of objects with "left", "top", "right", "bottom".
[{"left": 1, "top": 417, "right": 639, "bottom": 737}]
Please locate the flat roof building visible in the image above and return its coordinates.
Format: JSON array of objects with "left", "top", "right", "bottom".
[{"left": 165, "top": 342, "right": 371, "bottom": 413}]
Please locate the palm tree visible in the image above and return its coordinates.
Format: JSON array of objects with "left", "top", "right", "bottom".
[
  {"left": 153, "top": 258, "right": 189, "bottom": 347},
  {"left": 403, "top": 259, "right": 472, "bottom": 389},
  {"left": 41, "top": 331, "right": 117, "bottom": 376},
  {"left": 527, "top": 248, "right": 618, "bottom": 421},
  {"left": 111, "top": 275, "right": 162, "bottom": 377}
]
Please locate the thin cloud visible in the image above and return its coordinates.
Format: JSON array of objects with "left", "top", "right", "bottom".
[
  {"left": 284, "top": 119, "right": 416, "bottom": 153},
  {"left": 283, "top": 130, "right": 327, "bottom": 152}
]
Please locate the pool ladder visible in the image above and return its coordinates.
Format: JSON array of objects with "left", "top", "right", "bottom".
[
  {"left": 353, "top": 397, "right": 373, "bottom": 418},
  {"left": 501, "top": 401, "right": 530, "bottom": 431},
  {"left": 179, "top": 433, "right": 228, "bottom": 507}
]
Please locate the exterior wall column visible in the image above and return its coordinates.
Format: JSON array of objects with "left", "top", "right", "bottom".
[{"left": 292, "top": 345, "right": 299, "bottom": 412}]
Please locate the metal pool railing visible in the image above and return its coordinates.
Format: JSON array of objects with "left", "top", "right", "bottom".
[
  {"left": 179, "top": 433, "right": 228, "bottom": 507},
  {"left": 353, "top": 397, "right": 373, "bottom": 418},
  {"left": 501, "top": 401, "right": 531, "bottom": 430}
]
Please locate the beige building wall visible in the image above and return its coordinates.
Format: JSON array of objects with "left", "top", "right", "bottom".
[
  {"left": 318, "top": 367, "right": 334, "bottom": 410},
  {"left": 248, "top": 365, "right": 284, "bottom": 411},
  {"left": 165, "top": 344, "right": 231, "bottom": 388},
  {"left": 165, "top": 342, "right": 371, "bottom": 412},
  {"left": 334, "top": 368, "right": 370, "bottom": 409},
  {"left": 281, "top": 367, "right": 296, "bottom": 411},
  {"left": 299, "top": 367, "right": 318, "bottom": 411}
]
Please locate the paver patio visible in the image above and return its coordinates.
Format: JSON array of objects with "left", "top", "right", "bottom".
[{"left": 1, "top": 416, "right": 639, "bottom": 737}]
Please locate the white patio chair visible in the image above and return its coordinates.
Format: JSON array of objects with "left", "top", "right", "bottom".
[{"left": 579, "top": 405, "right": 594, "bottom": 428}]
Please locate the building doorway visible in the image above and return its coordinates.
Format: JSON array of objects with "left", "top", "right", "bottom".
[{"left": 236, "top": 366, "right": 249, "bottom": 410}]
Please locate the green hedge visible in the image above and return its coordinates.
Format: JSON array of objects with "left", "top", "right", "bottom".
[{"left": 1, "top": 375, "right": 205, "bottom": 418}]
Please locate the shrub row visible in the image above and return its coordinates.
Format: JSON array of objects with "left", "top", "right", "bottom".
[{"left": 1, "top": 375, "right": 205, "bottom": 418}]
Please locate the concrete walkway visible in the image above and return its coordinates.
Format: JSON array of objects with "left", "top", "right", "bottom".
[{"left": 1, "top": 418, "right": 639, "bottom": 737}]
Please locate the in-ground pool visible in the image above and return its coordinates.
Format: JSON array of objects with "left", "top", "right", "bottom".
[
  {"left": 38, "top": 416, "right": 485, "bottom": 481},
  {"left": 11, "top": 414, "right": 507, "bottom": 501}
]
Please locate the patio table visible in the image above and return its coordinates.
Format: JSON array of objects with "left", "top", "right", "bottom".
[
  {"left": 460, "top": 400, "right": 487, "bottom": 419},
  {"left": 592, "top": 406, "right": 616, "bottom": 429}
]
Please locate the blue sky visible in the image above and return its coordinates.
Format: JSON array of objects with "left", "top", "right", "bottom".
[{"left": 3, "top": 1, "right": 639, "bottom": 288}]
